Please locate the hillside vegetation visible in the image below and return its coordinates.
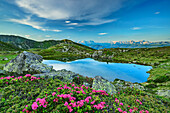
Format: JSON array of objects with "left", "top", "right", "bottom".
[
  {"left": 0, "top": 41, "right": 21, "bottom": 51},
  {"left": 0, "top": 35, "right": 95, "bottom": 50},
  {"left": 96, "top": 47, "right": 170, "bottom": 96},
  {"left": 0, "top": 36, "right": 169, "bottom": 108},
  {"left": 0, "top": 44, "right": 170, "bottom": 112},
  {"left": 30, "top": 41, "right": 95, "bottom": 61},
  {"left": 28, "top": 46, "right": 170, "bottom": 98},
  {"left": 0, "top": 74, "right": 169, "bottom": 113}
]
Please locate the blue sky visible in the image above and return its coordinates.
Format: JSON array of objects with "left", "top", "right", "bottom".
[{"left": 0, "top": 0, "right": 169, "bottom": 42}]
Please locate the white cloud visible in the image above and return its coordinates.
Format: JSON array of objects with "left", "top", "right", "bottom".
[
  {"left": 131, "top": 27, "right": 141, "bottom": 30},
  {"left": 24, "top": 35, "right": 30, "bottom": 38},
  {"left": 9, "top": 16, "right": 44, "bottom": 30},
  {"left": 79, "top": 19, "right": 117, "bottom": 26},
  {"left": 52, "top": 29, "right": 62, "bottom": 32},
  {"left": 67, "top": 23, "right": 78, "bottom": 26},
  {"left": 9, "top": 16, "right": 62, "bottom": 32},
  {"left": 14, "top": 0, "right": 125, "bottom": 21},
  {"left": 65, "top": 21, "right": 71, "bottom": 23},
  {"left": 98, "top": 33, "right": 108, "bottom": 35},
  {"left": 154, "top": 12, "right": 160, "bottom": 14}
]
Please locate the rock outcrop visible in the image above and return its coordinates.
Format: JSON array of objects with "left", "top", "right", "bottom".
[
  {"left": 0, "top": 69, "right": 4, "bottom": 75},
  {"left": 33, "top": 69, "right": 78, "bottom": 83},
  {"left": 156, "top": 90, "right": 170, "bottom": 98},
  {"left": 92, "top": 51, "right": 103, "bottom": 58},
  {"left": 2, "top": 57, "right": 8, "bottom": 61},
  {"left": 113, "top": 79, "right": 145, "bottom": 91},
  {"left": 83, "top": 82, "right": 91, "bottom": 87},
  {"left": 3, "top": 51, "right": 53, "bottom": 75},
  {"left": 92, "top": 76, "right": 117, "bottom": 94}
]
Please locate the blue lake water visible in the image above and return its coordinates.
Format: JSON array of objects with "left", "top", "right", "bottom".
[{"left": 43, "top": 58, "right": 152, "bottom": 83}]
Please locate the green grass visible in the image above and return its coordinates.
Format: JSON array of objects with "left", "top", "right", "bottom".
[
  {"left": 0, "top": 46, "right": 170, "bottom": 112},
  {"left": 0, "top": 52, "right": 19, "bottom": 70},
  {"left": 29, "top": 43, "right": 94, "bottom": 61},
  {"left": 97, "top": 47, "right": 170, "bottom": 94},
  {"left": 1, "top": 46, "right": 169, "bottom": 96},
  {"left": 0, "top": 46, "right": 170, "bottom": 94}
]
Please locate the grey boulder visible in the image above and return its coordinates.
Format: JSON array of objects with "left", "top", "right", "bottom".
[
  {"left": 3, "top": 51, "right": 53, "bottom": 75},
  {"left": 92, "top": 76, "right": 117, "bottom": 94},
  {"left": 156, "top": 90, "right": 170, "bottom": 98},
  {"left": 33, "top": 69, "right": 78, "bottom": 83},
  {"left": 2, "top": 57, "right": 8, "bottom": 61},
  {"left": 113, "top": 79, "right": 145, "bottom": 91},
  {"left": 0, "top": 69, "right": 4, "bottom": 75}
]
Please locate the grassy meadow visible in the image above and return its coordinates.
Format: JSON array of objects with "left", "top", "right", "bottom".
[{"left": 0, "top": 46, "right": 170, "bottom": 113}]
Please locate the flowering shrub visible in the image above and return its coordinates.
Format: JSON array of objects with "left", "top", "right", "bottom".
[
  {"left": 22, "top": 83, "right": 109, "bottom": 113},
  {"left": 73, "top": 75, "right": 93, "bottom": 87},
  {"left": 0, "top": 74, "right": 169, "bottom": 113}
]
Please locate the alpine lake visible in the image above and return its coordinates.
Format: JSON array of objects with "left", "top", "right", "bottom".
[{"left": 43, "top": 58, "right": 152, "bottom": 83}]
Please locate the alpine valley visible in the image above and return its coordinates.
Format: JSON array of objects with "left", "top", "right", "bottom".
[{"left": 0, "top": 35, "right": 169, "bottom": 113}]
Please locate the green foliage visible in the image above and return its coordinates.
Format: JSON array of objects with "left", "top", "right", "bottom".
[
  {"left": 153, "top": 75, "right": 170, "bottom": 83},
  {"left": 0, "top": 75, "right": 169, "bottom": 113},
  {"left": 34, "top": 43, "right": 94, "bottom": 61},
  {"left": 73, "top": 75, "right": 93, "bottom": 87},
  {"left": 0, "top": 41, "right": 21, "bottom": 51},
  {"left": 0, "top": 52, "right": 19, "bottom": 69},
  {"left": 98, "top": 46, "right": 170, "bottom": 94},
  {"left": 0, "top": 35, "right": 96, "bottom": 50}
]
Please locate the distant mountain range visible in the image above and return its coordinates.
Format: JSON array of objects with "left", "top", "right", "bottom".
[{"left": 77, "top": 40, "right": 170, "bottom": 49}]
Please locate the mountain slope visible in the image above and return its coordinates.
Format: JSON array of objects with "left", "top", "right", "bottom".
[
  {"left": 0, "top": 35, "right": 96, "bottom": 50},
  {"left": 36, "top": 42, "right": 95, "bottom": 61},
  {"left": 0, "top": 41, "right": 21, "bottom": 51},
  {"left": 0, "top": 35, "right": 37, "bottom": 49}
]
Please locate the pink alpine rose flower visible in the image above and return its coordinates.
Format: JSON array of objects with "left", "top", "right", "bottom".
[
  {"left": 118, "top": 108, "right": 123, "bottom": 112},
  {"left": 69, "top": 108, "right": 73, "bottom": 112},
  {"left": 52, "top": 92, "right": 56, "bottom": 96},
  {"left": 119, "top": 102, "right": 123, "bottom": 106},
  {"left": 91, "top": 100, "right": 95, "bottom": 104},
  {"left": 25, "top": 74, "right": 31, "bottom": 77},
  {"left": 145, "top": 110, "right": 149, "bottom": 113},
  {"left": 22, "top": 108, "right": 26, "bottom": 112},
  {"left": 64, "top": 102, "right": 69, "bottom": 106},
  {"left": 134, "top": 107, "right": 138, "bottom": 111},
  {"left": 32, "top": 102, "right": 38, "bottom": 110},
  {"left": 129, "top": 109, "right": 133, "bottom": 113},
  {"left": 136, "top": 99, "right": 140, "bottom": 102}
]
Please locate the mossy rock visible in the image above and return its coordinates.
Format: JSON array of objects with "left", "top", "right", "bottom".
[{"left": 92, "top": 76, "right": 117, "bottom": 94}]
